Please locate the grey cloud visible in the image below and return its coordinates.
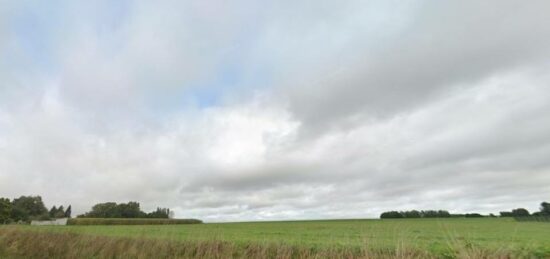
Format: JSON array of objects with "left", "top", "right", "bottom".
[{"left": 259, "top": 0, "right": 550, "bottom": 130}]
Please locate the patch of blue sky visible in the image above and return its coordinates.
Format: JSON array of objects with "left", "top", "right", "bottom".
[
  {"left": 7, "top": 1, "right": 131, "bottom": 74},
  {"left": 94, "top": 0, "right": 131, "bottom": 56},
  {"left": 148, "top": 19, "right": 273, "bottom": 114},
  {"left": 193, "top": 62, "right": 242, "bottom": 108},
  {"left": 188, "top": 22, "right": 273, "bottom": 108},
  {"left": 146, "top": 57, "right": 272, "bottom": 118},
  {"left": 146, "top": 61, "right": 244, "bottom": 115},
  {"left": 9, "top": 1, "right": 62, "bottom": 74},
  {"left": 98, "top": 0, "right": 131, "bottom": 31}
]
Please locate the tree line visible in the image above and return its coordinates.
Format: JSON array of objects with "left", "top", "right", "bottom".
[
  {"left": 380, "top": 201, "right": 550, "bottom": 219},
  {"left": 0, "top": 196, "right": 70, "bottom": 224},
  {"left": 380, "top": 210, "right": 451, "bottom": 219},
  {"left": 77, "top": 201, "right": 172, "bottom": 219},
  {"left": 0, "top": 195, "right": 174, "bottom": 224},
  {"left": 499, "top": 202, "right": 550, "bottom": 218}
]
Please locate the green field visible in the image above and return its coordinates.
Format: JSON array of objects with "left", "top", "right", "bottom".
[{"left": 2, "top": 218, "right": 550, "bottom": 258}]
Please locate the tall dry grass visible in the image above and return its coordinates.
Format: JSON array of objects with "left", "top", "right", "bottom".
[{"left": 0, "top": 227, "right": 531, "bottom": 259}]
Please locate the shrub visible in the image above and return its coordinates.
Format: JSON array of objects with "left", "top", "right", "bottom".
[{"left": 464, "top": 213, "right": 484, "bottom": 218}]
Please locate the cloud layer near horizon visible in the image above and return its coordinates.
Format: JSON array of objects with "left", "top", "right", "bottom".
[{"left": 1, "top": 0, "right": 550, "bottom": 221}]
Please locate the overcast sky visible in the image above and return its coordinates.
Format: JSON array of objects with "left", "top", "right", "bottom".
[{"left": 1, "top": 0, "right": 550, "bottom": 221}]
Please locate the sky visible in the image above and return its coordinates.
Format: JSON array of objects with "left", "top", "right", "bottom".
[{"left": 1, "top": 0, "right": 550, "bottom": 222}]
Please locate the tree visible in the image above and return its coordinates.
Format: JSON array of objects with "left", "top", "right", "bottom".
[
  {"left": 421, "top": 210, "right": 440, "bottom": 218},
  {"left": 80, "top": 202, "right": 119, "bottom": 218},
  {"left": 381, "top": 210, "right": 453, "bottom": 219},
  {"left": 437, "top": 210, "right": 451, "bottom": 218},
  {"left": 0, "top": 198, "right": 12, "bottom": 224},
  {"left": 49, "top": 206, "right": 58, "bottom": 218},
  {"left": 65, "top": 205, "right": 72, "bottom": 218},
  {"left": 79, "top": 202, "right": 172, "bottom": 219},
  {"left": 147, "top": 208, "right": 170, "bottom": 218},
  {"left": 118, "top": 202, "right": 143, "bottom": 218},
  {"left": 402, "top": 210, "right": 421, "bottom": 218},
  {"left": 380, "top": 211, "right": 403, "bottom": 219},
  {"left": 79, "top": 202, "right": 145, "bottom": 218},
  {"left": 10, "top": 206, "right": 29, "bottom": 222},
  {"left": 511, "top": 208, "right": 530, "bottom": 217},
  {"left": 11, "top": 196, "right": 48, "bottom": 221},
  {"left": 540, "top": 202, "right": 550, "bottom": 216},
  {"left": 55, "top": 205, "right": 65, "bottom": 218}
]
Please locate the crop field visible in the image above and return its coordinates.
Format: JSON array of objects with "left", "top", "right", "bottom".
[
  {"left": 1, "top": 218, "right": 550, "bottom": 258},
  {"left": 67, "top": 218, "right": 202, "bottom": 225}
]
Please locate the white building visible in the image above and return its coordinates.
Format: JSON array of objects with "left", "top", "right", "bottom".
[{"left": 30, "top": 218, "right": 68, "bottom": 226}]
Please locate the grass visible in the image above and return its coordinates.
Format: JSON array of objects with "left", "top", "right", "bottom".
[
  {"left": 67, "top": 218, "right": 202, "bottom": 225},
  {"left": 1, "top": 218, "right": 550, "bottom": 258}
]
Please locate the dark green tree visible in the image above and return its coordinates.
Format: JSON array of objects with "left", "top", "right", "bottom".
[
  {"left": 65, "top": 205, "right": 72, "bottom": 218},
  {"left": 49, "top": 206, "right": 58, "bottom": 218},
  {"left": 147, "top": 208, "right": 170, "bottom": 218},
  {"left": 11, "top": 196, "right": 48, "bottom": 221},
  {"left": 402, "top": 210, "right": 421, "bottom": 218},
  {"left": 511, "top": 208, "right": 530, "bottom": 217},
  {"left": 421, "top": 210, "right": 440, "bottom": 218},
  {"left": 55, "top": 205, "right": 65, "bottom": 218},
  {"left": 79, "top": 202, "right": 172, "bottom": 219},
  {"left": 380, "top": 211, "right": 403, "bottom": 219},
  {"left": 10, "top": 206, "right": 29, "bottom": 222},
  {"left": 0, "top": 198, "right": 12, "bottom": 224},
  {"left": 82, "top": 202, "right": 120, "bottom": 218},
  {"left": 118, "top": 202, "right": 143, "bottom": 218},
  {"left": 79, "top": 202, "right": 146, "bottom": 218},
  {"left": 437, "top": 210, "right": 451, "bottom": 217},
  {"left": 540, "top": 202, "right": 550, "bottom": 216}
]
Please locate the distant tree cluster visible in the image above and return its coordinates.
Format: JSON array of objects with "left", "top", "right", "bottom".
[
  {"left": 380, "top": 202, "right": 550, "bottom": 220},
  {"left": 502, "top": 202, "right": 550, "bottom": 218},
  {"left": 499, "top": 208, "right": 530, "bottom": 217},
  {"left": 49, "top": 205, "right": 72, "bottom": 219},
  {"left": 380, "top": 210, "right": 451, "bottom": 219},
  {"left": 0, "top": 195, "right": 70, "bottom": 224},
  {"left": 514, "top": 202, "right": 550, "bottom": 222},
  {"left": 77, "top": 202, "right": 171, "bottom": 219}
]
